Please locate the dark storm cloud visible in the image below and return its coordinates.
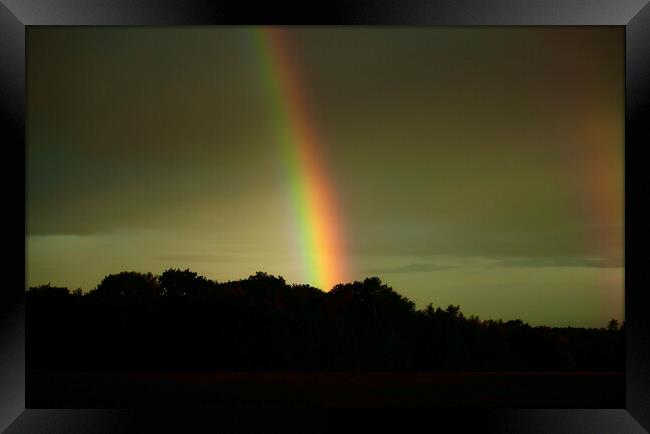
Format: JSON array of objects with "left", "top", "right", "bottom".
[
  {"left": 488, "top": 256, "right": 622, "bottom": 269},
  {"left": 367, "top": 263, "right": 455, "bottom": 275},
  {"left": 27, "top": 27, "right": 623, "bottom": 256},
  {"left": 153, "top": 254, "right": 236, "bottom": 263},
  {"left": 346, "top": 222, "right": 623, "bottom": 266},
  {"left": 27, "top": 27, "right": 282, "bottom": 236}
]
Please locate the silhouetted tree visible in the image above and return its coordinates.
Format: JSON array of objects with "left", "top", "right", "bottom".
[
  {"left": 607, "top": 319, "right": 620, "bottom": 331},
  {"left": 25, "top": 269, "right": 625, "bottom": 373},
  {"left": 91, "top": 271, "right": 159, "bottom": 303}
]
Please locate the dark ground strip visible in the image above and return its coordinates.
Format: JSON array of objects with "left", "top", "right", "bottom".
[{"left": 27, "top": 371, "right": 624, "bottom": 408}]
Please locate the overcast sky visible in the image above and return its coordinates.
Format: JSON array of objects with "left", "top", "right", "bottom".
[{"left": 27, "top": 26, "right": 623, "bottom": 327}]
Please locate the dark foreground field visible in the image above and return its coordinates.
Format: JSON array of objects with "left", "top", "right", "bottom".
[{"left": 28, "top": 371, "right": 624, "bottom": 408}]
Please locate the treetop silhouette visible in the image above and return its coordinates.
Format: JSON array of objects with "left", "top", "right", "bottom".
[{"left": 26, "top": 268, "right": 624, "bottom": 372}]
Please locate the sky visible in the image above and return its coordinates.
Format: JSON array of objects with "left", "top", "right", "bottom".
[{"left": 26, "top": 26, "right": 624, "bottom": 327}]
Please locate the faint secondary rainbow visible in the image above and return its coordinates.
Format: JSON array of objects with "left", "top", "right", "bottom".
[
  {"left": 552, "top": 33, "right": 624, "bottom": 323},
  {"left": 251, "top": 27, "right": 348, "bottom": 290}
]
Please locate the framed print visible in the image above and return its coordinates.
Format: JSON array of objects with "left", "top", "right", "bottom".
[{"left": 2, "top": 0, "right": 649, "bottom": 432}]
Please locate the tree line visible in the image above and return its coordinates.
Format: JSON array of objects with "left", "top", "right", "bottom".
[{"left": 26, "top": 269, "right": 624, "bottom": 372}]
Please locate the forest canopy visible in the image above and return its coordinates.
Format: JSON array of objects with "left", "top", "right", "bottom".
[{"left": 26, "top": 269, "right": 624, "bottom": 372}]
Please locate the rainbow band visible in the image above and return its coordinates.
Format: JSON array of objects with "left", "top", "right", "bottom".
[{"left": 253, "top": 27, "right": 347, "bottom": 290}]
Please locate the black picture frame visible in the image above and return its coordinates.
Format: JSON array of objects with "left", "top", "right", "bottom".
[{"left": 2, "top": 1, "right": 649, "bottom": 432}]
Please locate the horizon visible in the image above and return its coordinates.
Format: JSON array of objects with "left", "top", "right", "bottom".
[
  {"left": 26, "top": 26, "right": 624, "bottom": 328},
  {"left": 26, "top": 266, "right": 622, "bottom": 330}
]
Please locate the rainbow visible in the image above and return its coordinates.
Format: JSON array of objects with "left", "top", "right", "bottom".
[{"left": 251, "top": 27, "right": 348, "bottom": 290}]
